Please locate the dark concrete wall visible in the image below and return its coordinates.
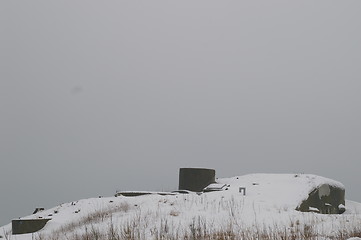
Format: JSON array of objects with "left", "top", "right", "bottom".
[
  {"left": 297, "top": 184, "right": 345, "bottom": 214},
  {"left": 179, "top": 168, "right": 216, "bottom": 192},
  {"left": 12, "top": 219, "right": 51, "bottom": 235}
]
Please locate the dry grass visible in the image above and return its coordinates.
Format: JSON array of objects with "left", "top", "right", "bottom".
[
  {"left": 2, "top": 195, "right": 358, "bottom": 240},
  {"left": 56, "top": 202, "right": 131, "bottom": 234},
  {"left": 32, "top": 213, "right": 361, "bottom": 240}
]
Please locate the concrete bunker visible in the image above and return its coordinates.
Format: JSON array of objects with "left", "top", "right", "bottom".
[
  {"left": 296, "top": 183, "right": 345, "bottom": 214},
  {"left": 178, "top": 168, "right": 216, "bottom": 192},
  {"left": 12, "top": 219, "right": 51, "bottom": 235}
]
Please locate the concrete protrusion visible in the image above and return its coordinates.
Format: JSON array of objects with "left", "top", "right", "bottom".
[
  {"left": 239, "top": 187, "right": 246, "bottom": 195},
  {"left": 12, "top": 219, "right": 51, "bottom": 235},
  {"left": 32, "top": 208, "right": 44, "bottom": 214},
  {"left": 179, "top": 168, "right": 216, "bottom": 192},
  {"left": 297, "top": 184, "right": 345, "bottom": 214}
]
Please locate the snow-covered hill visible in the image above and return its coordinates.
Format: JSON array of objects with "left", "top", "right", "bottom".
[{"left": 1, "top": 174, "right": 361, "bottom": 240}]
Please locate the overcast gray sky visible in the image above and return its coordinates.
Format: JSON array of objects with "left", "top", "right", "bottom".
[{"left": 1, "top": 1, "right": 361, "bottom": 226}]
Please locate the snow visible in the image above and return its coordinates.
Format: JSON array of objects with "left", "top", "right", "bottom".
[
  {"left": 309, "top": 207, "right": 320, "bottom": 212},
  {"left": 1, "top": 173, "right": 360, "bottom": 240},
  {"left": 203, "top": 183, "right": 227, "bottom": 192}
]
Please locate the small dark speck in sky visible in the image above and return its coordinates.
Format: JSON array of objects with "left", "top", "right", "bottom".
[{"left": 71, "top": 86, "right": 83, "bottom": 95}]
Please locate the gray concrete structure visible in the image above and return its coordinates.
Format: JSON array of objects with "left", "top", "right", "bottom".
[
  {"left": 115, "top": 191, "right": 175, "bottom": 197},
  {"left": 178, "top": 168, "right": 216, "bottom": 192},
  {"left": 296, "top": 184, "right": 345, "bottom": 214},
  {"left": 12, "top": 219, "right": 51, "bottom": 235}
]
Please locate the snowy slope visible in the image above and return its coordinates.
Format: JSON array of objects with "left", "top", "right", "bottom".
[{"left": 1, "top": 174, "right": 361, "bottom": 240}]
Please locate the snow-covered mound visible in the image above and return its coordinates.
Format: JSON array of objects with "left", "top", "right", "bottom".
[
  {"left": 1, "top": 174, "right": 361, "bottom": 240},
  {"left": 217, "top": 173, "right": 345, "bottom": 213}
]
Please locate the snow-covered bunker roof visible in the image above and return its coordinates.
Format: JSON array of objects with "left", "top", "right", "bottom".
[{"left": 214, "top": 173, "right": 345, "bottom": 214}]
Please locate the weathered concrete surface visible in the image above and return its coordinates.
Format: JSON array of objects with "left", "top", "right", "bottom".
[
  {"left": 297, "top": 184, "right": 345, "bottom": 214},
  {"left": 179, "top": 168, "right": 216, "bottom": 192},
  {"left": 115, "top": 191, "right": 175, "bottom": 197},
  {"left": 12, "top": 219, "right": 51, "bottom": 235}
]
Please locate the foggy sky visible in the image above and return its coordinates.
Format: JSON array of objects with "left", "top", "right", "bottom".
[{"left": 1, "top": 1, "right": 361, "bottom": 226}]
